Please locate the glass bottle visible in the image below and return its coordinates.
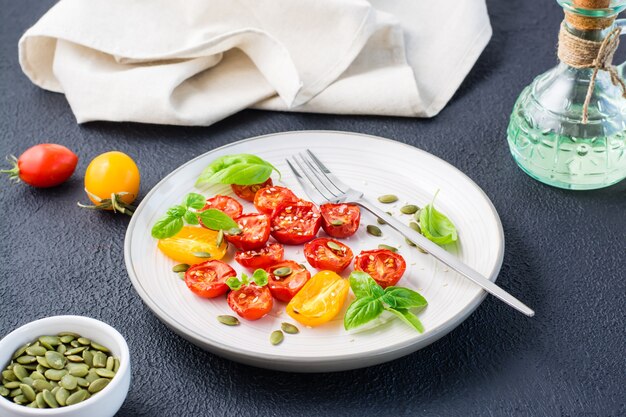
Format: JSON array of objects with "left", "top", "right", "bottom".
[{"left": 507, "top": 0, "right": 626, "bottom": 190}]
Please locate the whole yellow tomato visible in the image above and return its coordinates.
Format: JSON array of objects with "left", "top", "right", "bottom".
[
  {"left": 286, "top": 270, "right": 349, "bottom": 327},
  {"left": 84, "top": 151, "right": 140, "bottom": 209}
]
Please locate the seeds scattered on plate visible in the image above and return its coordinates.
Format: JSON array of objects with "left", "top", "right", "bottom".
[
  {"left": 270, "top": 330, "right": 284, "bottom": 346},
  {"left": 366, "top": 225, "right": 382, "bottom": 237},
  {"left": 378, "top": 194, "right": 398, "bottom": 204}
]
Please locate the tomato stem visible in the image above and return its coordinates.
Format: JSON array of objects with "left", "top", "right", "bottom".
[
  {"left": 77, "top": 192, "right": 136, "bottom": 216},
  {"left": 0, "top": 155, "right": 21, "bottom": 183}
]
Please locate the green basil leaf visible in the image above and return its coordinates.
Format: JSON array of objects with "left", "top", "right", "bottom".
[
  {"left": 348, "top": 271, "right": 381, "bottom": 299},
  {"left": 385, "top": 307, "right": 424, "bottom": 333},
  {"left": 344, "top": 296, "right": 384, "bottom": 330},
  {"left": 197, "top": 209, "right": 239, "bottom": 231},
  {"left": 166, "top": 205, "right": 187, "bottom": 218},
  {"left": 226, "top": 277, "right": 242, "bottom": 291},
  {"left": 419, "top": 192, "right": 458, "bottom": 246},
  {"left": 183, "top": 210, "right": 199, "bottom": 225},
  {"left": 184, "top": 193, "right": 206, "bottom": 210},
  {"left": 382, "top": 287, "right": 428, "bottom": 310},
  {"left": 195, "top": 154, "right": 279, "bottom": 186},
  {"left": 151, "top": 215, "right": 184, "bottom": 239},
  {"left": 252, "top": 269, "right": 268, "bottom": 287}
]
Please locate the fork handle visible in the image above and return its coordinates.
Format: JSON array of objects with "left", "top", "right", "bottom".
[{"left": 356, "top": 198, "right": 535, "bottom": 317}]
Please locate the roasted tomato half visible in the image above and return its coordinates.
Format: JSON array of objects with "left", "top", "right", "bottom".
[
  {"left": 199, "top": 195, "right": 243, "bottom": 221},
  {"left": 303, "top": 238, "right": 353, "bottom": 273},
  {"left": 157, "top": 226, "right": 228, "bottom": 265},
  {"left": 231, "top": 178, "right": 273, "bottom": 202},
  {"left": 286, "top": 270, "right": 349, "bottom": 327},
  {"left": 253, "top": 186, "right": 299, "bottom": 215},
  {"left": 270, "top": 201, "right": 321, "bottom": 245},
  {"left": 320, "top": 203, "right": 360, "bottom": 238},
  {"left": 225, "top": 213, "right": 270, "bottom": 251},
  {"left": 354, "top": 249, "right": 406, "bottom": 288},
  {"left": 227, "top": 284, "right": 273, "bottom": 320},
  {"left": 184, "top": 260, "right": 236, "bottom": 298},
  {"left": 234, "top": 242, "right": 284, "bottom": 269},
  {"left": 266, "top": 261, "right": 311, "bottom": 302}
]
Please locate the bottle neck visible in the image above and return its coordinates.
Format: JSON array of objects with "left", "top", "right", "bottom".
[{"left": 563, "top": 19, "right": 616, "bottom": 40}]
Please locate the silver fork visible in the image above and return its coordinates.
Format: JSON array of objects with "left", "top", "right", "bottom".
[{"left": 286, "top": 149, "right": 535, "bottom": 317}]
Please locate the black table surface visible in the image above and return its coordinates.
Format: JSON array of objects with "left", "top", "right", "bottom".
[{"left": 1, "top": 1, "right": 625, "bottom": 416}]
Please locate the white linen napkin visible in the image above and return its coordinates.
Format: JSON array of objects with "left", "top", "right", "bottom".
[{"left": 19, "top": 0, "right": 492, "bottom": 126}]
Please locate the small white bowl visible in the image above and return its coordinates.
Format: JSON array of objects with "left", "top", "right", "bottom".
[{"left": 0, "top": 316, "right": 131, "bottom": 417}]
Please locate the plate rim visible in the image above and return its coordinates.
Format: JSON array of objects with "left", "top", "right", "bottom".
[{"left": 124, "top": 130, "right": 505, "bottom": 370}]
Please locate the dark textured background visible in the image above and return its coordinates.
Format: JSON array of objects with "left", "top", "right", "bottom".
[{"left": 1, "top": 1, "right": 625, "bottom": 416}]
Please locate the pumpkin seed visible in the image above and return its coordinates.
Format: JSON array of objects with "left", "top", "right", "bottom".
[
  {"left": 4, "top": 381, "right": 21, "bottom": 389},
  {"left": 113, "top": 358, "right": 120, "bottom": 373},
  {"left": 20, "top": 384, "right": 36, "bottom": 402},
  {"left": 216, "top": 229, "right": 224, "bottom": 247},
  {"left": 70, "top": 340, "right": 80, "bottom": 348},
  {"left": 66, "top": 355, "right": 84, "bottom": 363},
  {"left": 67, "top": 364, "right": 90, "bottom": 377},
  {"left": 2, "top": 370, "right": 17, "bottom": 382},
  {"left": 16, "top": 355, "right": 37, "bottom": 365},
  {"left": 172, "top": 263, "right": 189, "bottom": 273},
  {"left": 32, "top": 379, "right": 53, "bottom": 392},
  {"left": 414, "top": 209, "right": 422, "bottom": 221},
  {"left": 366, "top": 224, "right": 382, "bottom": 237},
  {"left": 12, "top": 365, "right": 28, "bottom": 381},
  {"left": 60, "top": 374, "right": 77, "bottom": 390},
  {"left": 281, "top": 322, "right": 299, "bottom": 334},
  {"left": 409, "top": 221, "right": 421, "bottom": 233},
  {"left": 177, "top": 272, "right": 186, "bottom": 280},
  {"left": 92, "top": 352, "right": 107, "bottom": 368},
  {"left": 270, "top": 330, "right": 284, "bottom": 346},
  {"left": 405, "top": 238, "right": 417, "bottom": 247},
  {"left": 12, "top": 343, "right": 30, "bottom": 360},
  {"left": 58, "top": 332, "right": 80, "bottom": 338},
  {"left": 64, "top": 346, "right": 87, "bottom": 356},
  {"left": 85, "top": 369, "right": 99, "bottom": 383},
  {"left": 77, "top": 337, "right": 91, "bottom": 346},
  {"left": 217, "top": 315, "right": 240, "bottom": 326},
  {"left": 26, "top": 400, "right": 38, "bottom": 408},
  {"left": 30, "top": 371, "right": 45, "bottom": 381},
  {"left": 36, "top": 392, "right": 46, "bottom": 408},
  {"left": 90, "top": 341, "right": 110, "bottom": 353},
  {"left": 55, "top": 387, "right": 69, "bottom": 406},
  {"left": 10, "top": 388, "right": 22, "bottom": 397},
  {"left": 0, "top": 386, "right": 9, "bottom": 397},
  {"left": 51, "top": 386, "right": 60, "bottom": 396},
  {"left": 13, "top": 394, "right": 27, "bottom": 404},
  {"left": 95, "top": 369, "right": 115, "bottom": 379},
  {"left": 39, "top": 336, "right": 60, "bottom": 347},
  {"left": 42, "top": 389, "right": 59, "bottom": 408},
  {"left": 82, "top": 349, "right": 93, "bottom": 367},
  {"left": 400, "top": 204, "right": 419, "bottom": 215},
  {"left": 329, "top": 219, "right": 344, "bottom": 226},
  {"left": 106, "top": 356, "right": 115, "bottom": 371},
  {"left": 87, "top": 378, "right": 110, "bottom": 394},
  {"left": 59, "top": 335, "right": 75, "bottom": 344},
  {"left": 378, "top": 194, "right": 398, "bottom": 204},
  {"left": 378, "top": 244, "right": 398, "bottom": 252},
  {"left": 25, "top": 346, "right": 47, "bottom": 357},
  {"left": 192, "top": 251, "right": 212, "bottom": 258},
  {"left": 44, "top": 369, "right": 67, "bottom": 381},
  {"left": 45, "top": 351, "right": 66, "bottom": 370},
  {"left": 20, "top": 377, "right": 33, "bottom": 386},
  {"left": 65, "top": 389, "right": 88, "bottom": 406},
  {"left": 326, "top": 241, "right": 343, "bottom": 251},
  {"left": 36, "top": 356, "right": 51, "bottom": 368},
  {"left": 76, "top": 377, "right": 89, "bottom": 388},
  {"left": 272, "top": 267, "right": 292, "bottom": 277}
]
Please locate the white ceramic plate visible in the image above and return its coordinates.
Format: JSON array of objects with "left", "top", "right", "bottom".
[{"left": 124, "top": 131, "right": 504, "bottom": 372}]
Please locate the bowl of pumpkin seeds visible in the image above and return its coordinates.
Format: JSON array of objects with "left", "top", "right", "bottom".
[{"left": 0, "top": 316, "right": 130, "bottom": 417}]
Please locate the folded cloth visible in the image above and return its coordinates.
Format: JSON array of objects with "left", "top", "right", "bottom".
[{"left": 19, "top": 0, "right": 492, "bottom": 126}]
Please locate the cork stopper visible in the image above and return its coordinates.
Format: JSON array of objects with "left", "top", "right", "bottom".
[{"left": 565, "top": 0, "right": 615, "bottom": 30}]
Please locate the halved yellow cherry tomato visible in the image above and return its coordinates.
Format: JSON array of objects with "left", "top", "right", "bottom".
[
  {"left": 158, "top": 226, "right": 227, "bottom": 265},
  {"left": 85, "top": 151, "right": 140, "bottom": 206},
  {"left": 286, "top": 270, "right": 349, "bottom": 327}
]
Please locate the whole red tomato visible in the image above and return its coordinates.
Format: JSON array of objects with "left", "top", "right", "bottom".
[{"left": 1, "top": 144, "right": 78, "bottom": 188}]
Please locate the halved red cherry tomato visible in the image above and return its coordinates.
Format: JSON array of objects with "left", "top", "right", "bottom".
[
  {"left": 253, "top": 186, "right": 299, "bottom": 215},
  {"left": 231, "top": 178, "right": 273, "bottom": 202},
  {"left": 184, "top": 260, "right": 236, "bottom": 298},
  {"left": 270, "top": 201, "right": 321, "bottom": 245},
  {"left": 227, "top": 284, "right": 273, "bottom": 320},
  {"left": 234, "top": 243, "right": 284, "bottom": 269},
  {"left": 266, "top": 261, "right": 311, "bottom": 302},
  {"left": 354, "top": 249, "right": 406, "bottom": 288},
  {"left": 320, "top": 203, "right": 360, "bottom": 238},
  {"left": 225, "top": 213, "right": 271, "bottom": 251},
  {"left": 199, "top": 195, "right": 242, "bottom": 221},
  {"left": 304, "top": 238, "right": 353, "bottom": 273}
]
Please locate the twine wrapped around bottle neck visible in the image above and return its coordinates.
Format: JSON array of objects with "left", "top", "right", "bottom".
[{"left": 557, "top": 22, "right": 626, "bottom": 124}]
